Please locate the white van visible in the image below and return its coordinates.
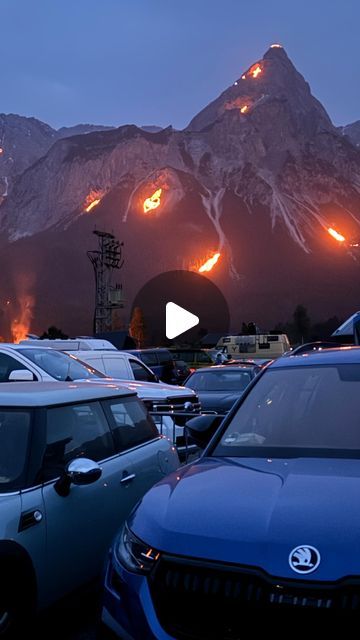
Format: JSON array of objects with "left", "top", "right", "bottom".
[{"left": 216, "top": 334, "right": 290, "bottom": 359}]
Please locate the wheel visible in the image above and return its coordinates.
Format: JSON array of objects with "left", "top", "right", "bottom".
[
  {"left": 0, "top": 569, "right": 34, "bottom": 638},
  {"left": 0, "top": 590, "right": 20, "bottom": 638}
]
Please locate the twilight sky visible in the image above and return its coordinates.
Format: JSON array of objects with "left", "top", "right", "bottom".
[{"left": 1, "top": 0, "right": 359, "bottom": 130}]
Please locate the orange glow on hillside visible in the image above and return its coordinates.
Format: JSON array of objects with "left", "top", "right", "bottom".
[
  {"left": 240, "top": 105, "right": 248, "bottom": 114},
  {"left": 143, "top": 188, "right": 162, "bottom": 213},
  {"left": 198, "top": 252, "right": 221, "bottom": 273},
  {"left": 328, "top": 227, "right": 346, "bottom": 243}
]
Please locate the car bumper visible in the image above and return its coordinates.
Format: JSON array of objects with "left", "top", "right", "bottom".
[{"left": 102, "top": 551, "right": 174, "bottom": 640}]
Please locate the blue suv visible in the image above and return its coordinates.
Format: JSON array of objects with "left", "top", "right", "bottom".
[{"left": 103, "top": 347, "right": 360, "bottom": 637}]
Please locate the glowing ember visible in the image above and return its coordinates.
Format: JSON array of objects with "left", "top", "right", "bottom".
[
  {"left": 270, "top": 43, "right": 283, "bottom": 48},
  {"left": 252, "top": 65, "right": 262, "bottom": 78},
  {"left": 143, "top": 188, "right": 162, "bottom": 214},
  {"left": 0, "top": 148, "right": 3, "bottom": 155},
  {"left": 328, "top": 227, "right": 346, "bottom": 243},
  {"left": 198, "top": 252, "right": 221, "bottom": 273},
  {"left": 241, "top": 75, "right": 246, "bottom": 80},
  {"left": 240, "top": 105, "right": 248, "bottom": 114}
]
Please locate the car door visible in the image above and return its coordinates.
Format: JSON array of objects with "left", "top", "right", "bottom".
[
  {"left": 40, "top": 399, "right": 140, "bottom": 604},
  {"left": 103, "top": 396, "right": 180, "bottom": 501},
  {"left": 101, "top": 355, "right": 131, "bottom": 379}
]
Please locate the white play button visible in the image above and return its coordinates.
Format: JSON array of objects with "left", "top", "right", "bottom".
[{"left": 166, "top": 302, "right": 199, "bottom": 340}]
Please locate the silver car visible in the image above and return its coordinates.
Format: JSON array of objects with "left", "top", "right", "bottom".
[{"left": 0, "top": 382, "right": 179, "bottom": 636}]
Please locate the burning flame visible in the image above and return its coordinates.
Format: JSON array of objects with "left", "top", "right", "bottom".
[
  {"left": 270, "top": 43, "right": 283, "bottom": 48},
  {"left": 198, "top": 252, "right": 221, "bottom": 273},
  {"left": 85, "top": 199, "right": 100, "bottom": 213},
  {"left": 251, "top": 65, "right": 262, "bottom": 78},
  {"left": 328, "top": 227, "right": 346, "bottom": 243},
  {"left": 143, "top": 188, "right": 162, "bottom": 214},
  {"left": 241, "top": 75, "right": 246, "bottom": 80},
  {"left": 11, "top": 295, "right": 34, "bottom": 343},
  {"left": 0, "top": 148, "right": 3, "bottom": 155},
  {"left": 240, "top": 105, "right": 248, "bottom": 114},
  {"left": 84, "top": 190, "right": 104, "bottom": 213}
]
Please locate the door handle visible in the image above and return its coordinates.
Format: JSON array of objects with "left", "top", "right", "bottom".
[{"left": 120, "top": 473, "right": 136, "bottom": 484}]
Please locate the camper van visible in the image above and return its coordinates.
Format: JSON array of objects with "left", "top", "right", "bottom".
[{"left": 216, "top": 334, "right": 291, "bottom": 359}]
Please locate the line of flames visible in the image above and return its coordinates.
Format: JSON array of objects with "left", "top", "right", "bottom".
[
  {"left": 327, "top": 227, "right": 346, "bottom": 242},
  {"left": 198, "top": 252, "right": 221, "bottom": 273}
]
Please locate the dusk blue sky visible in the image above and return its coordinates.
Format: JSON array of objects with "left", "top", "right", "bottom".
[{"left": 1, "top": 0, "right": 359, "bottom": 129}]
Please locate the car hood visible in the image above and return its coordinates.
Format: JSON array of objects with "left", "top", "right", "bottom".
[
  {"left": 83, "top": 377, "right": 195, "bottom": 400},
  {"left": 197, "top": 391, "right": 242, "bottom": 412},
  {"left": 130, "top": 456, "right": 360, "bottom": 581}
]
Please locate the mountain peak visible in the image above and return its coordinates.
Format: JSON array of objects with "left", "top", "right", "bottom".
[{"left": 187, "top": 45, "right": 333, "bottom": 133}]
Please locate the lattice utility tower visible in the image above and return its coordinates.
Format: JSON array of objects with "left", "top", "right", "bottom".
[{"left": 87, "top": 230, "right": 124, "bottom": 334}]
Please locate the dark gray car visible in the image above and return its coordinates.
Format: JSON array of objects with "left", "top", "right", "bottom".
[{"left": 185, "top": 365, "right": 257, "bottom": 414}]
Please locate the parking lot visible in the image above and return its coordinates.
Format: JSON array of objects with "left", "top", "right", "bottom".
[{"left": 36, "top": 585, "right": 102, "bottom": 640}]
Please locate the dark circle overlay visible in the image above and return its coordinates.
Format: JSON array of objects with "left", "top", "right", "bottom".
[{"left": 131, "top": 270, "right": 230, "bottom": 346}]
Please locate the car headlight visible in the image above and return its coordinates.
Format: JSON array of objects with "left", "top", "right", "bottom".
[{"left": 114, "top": 524, "right": 161, "bottom": 574}]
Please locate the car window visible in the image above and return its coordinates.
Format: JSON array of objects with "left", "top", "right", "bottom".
[
  {"left": 196, "top": 352, "right": 213, "bottom": 364},
  {"left": 43, "top": 402, "right": 115, "bottom": 480},
  {"left": 103, "top": 397, "right": 158, "bottom": 452},
  {"left": 174, "top": 351, "right": 192, "bottom": 363},
  {"left": 0, "top": 353, "right": 30, "bottom": 382},
  {"left": 213, "top": 365, "right": 360, "bottom": 457},
  {"left": 102, "top": 356, "right": 129, "bottom": 379},
  {"left": 17, "top": 348, "right": 104, "bottom": 381},
  {"left": 0, "top": 410, "right": 32, "bottom": 491},
  {"left": 187, "top": 370, "right": 253, "bottom": 391},
  {"left": 157, "top": 351, "right": 173, "bottom": 365},
  {"left": 129, "top": 360, "right": 156, "bottom": 382},
  {"left": 141, "top": 352, "right": 158, "bottom": 366}
]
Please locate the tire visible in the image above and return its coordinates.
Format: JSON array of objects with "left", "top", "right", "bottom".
[
  {"left": 0, "top": 588, "right": 21, "bottom": 638},
  {"left": 0, "top": 563, "right": 35, "bottom": 638}
]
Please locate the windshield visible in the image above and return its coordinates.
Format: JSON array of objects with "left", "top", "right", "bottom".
[
  {"left": 186, "top": 369, "right": 253, "bottom": 392},
  {"left": 0, "top": 410, "right": 32, "bottom": 491},
  {"left": 17, "top": 348, "right": 106, "bottom": 381},
  {"left": 213, "top": 365, "right": 360, "bottom": 458}
]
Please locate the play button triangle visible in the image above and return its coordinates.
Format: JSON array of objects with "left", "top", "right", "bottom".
[{"left": 166, "top": 302, "right": 199, "bottom": 340}]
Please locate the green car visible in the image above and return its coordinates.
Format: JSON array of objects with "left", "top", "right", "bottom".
[{"left": 0, "top": 381, "right": 179, "bottom": 636}]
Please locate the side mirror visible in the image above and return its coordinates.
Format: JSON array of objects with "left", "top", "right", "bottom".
[
  {"left": 8, "top": 369, "right": 35, "bottom": 382},
  {"left": 55, "top": 458, "right": 102, "bottom": 497},
  {"left": 185, "top": 414, "right": 224, "bottom": 449}
]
